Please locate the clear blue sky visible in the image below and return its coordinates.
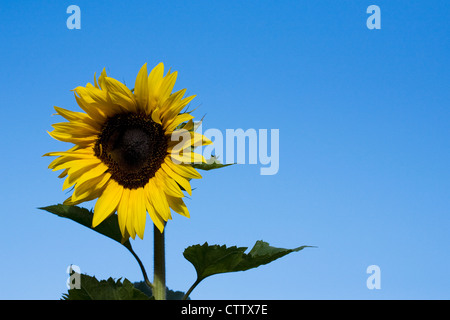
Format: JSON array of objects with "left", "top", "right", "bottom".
[{"left": 0, "top": 0, "right": 448, "bottom": 299}]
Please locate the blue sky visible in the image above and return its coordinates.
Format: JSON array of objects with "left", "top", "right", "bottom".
[{"left": 0, "top": 1, "right": 449, "bottom": 299}]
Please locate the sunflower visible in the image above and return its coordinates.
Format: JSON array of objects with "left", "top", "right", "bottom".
[{"left": 45, "top": 63, "right": 211, "bottom": 240}]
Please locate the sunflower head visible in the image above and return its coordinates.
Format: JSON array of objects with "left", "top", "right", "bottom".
[{"left": 45, "top": 63, "right": 212, "bottom": 240}]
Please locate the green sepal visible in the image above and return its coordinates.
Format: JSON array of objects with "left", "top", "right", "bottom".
[{"left": 193, "top": 156, "right": 234, "bottom": 171}]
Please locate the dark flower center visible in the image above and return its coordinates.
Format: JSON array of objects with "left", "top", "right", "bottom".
[{"left": 94, "top": 113, "right": 167, "bottom": 189}]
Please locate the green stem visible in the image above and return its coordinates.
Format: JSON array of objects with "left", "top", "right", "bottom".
[
  {"left": 153, "top": 224, "right": 166, "bottom": 300},
  {"left": 182, "top": 278, "right": 202, "bottom": 300},
  {"left": 127, "top": 246, "right": 152, "bottom": 289}
]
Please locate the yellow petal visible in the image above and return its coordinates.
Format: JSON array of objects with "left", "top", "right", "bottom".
[
  {"left": 46, "top": 149, "right": 95, "bottom": 170},
  {"left": 103, "top": 77, "right": 137, "bottom": 113},
  {"left": 151, "top": 107, "right": 162, "bottom": 125},
  {"left": 44, "top": 146, "right": 94, "bottom": 159},
  {"left": 58, "top": 168, "right": 69, "bottom": 179},
  {"left": 68, "top": 162, "right": 108, "bottom": 189},
  {"left": 160, "top": 161, "right": 192, "bottom": 196},
  {"left": 162, "top": 92, "right": 196, "bottom": 122},
  {"left": 134, "top": 63, "right": 149, "bottom": 113},
  {"left": 51, "top": 157, "right": 100, "bottom": 172},
  {"left": 145, "top": 197, "right": 165, "bottom": 233},
  {"left": 97, "top": 68, "right": 108, "bottom": 90},
  {"left": 94, "top": 72, "right": 99, "bottom": 89},
  {"left": 145, "top": 178, "right": 170, "bottom": 221},
  {"left": 167, "top": 195, "right": 190, "bottom": 218},
  {"left": 167, "top": 132, "right": 212, "bottom": 150},
  {"left": 52, "top": 121, "right": 100, "bottom": 137},
  {"left": 158, "top": 71, "right": 178, "bottom": 104},
  {"left": 92, "top": 180, "right": 123, "bottom": 228},
  {"left": 64, "top": 187, "right": 104, "bottom": 206},
  {"left": 133, "top": 187, "right": 147, "bottom": 239},
  {"left": 47, "top": 130, "right": 97, "bottom": 146},
  {"left": 167, "top": 129, "right": 193, "bottom": 153},
  {"left": 53, "top": 106, "right": 99, "bottom": 131},
  {"left": 181, "top": 119, "right": 194, "bottom": 131},
  {"left": 117, "top": 188, "right": 131, "bottom": 237},
  {"left": 164, "top": 113, "right": 194, "bottom": 132},
  {"left": 170, "top": 151, "right": 206, "bottom": 165},
  {"left": 160, "top": 88, "right": 186, "bottom": 119},
  {"left": 62, "top": 175, "right": 76, "bottom": 191},
  {"left": 126, "top": 189, "right": 138, "bottom": 239},
  {"left": 155, "top": 170, "right": 184, "bottom": 198},
  {"left": 72, "top": 172, "right": 111, "bottom": 202},
  {"left": 164, "top": 158, "right": 202, "bottom": 179},
  {"left": 190, "top": 132, "right": 213, "bottom": 147},
  {"left": 73, "top": 87, "right": 108, "bottom": 122},
  {"left": 148, "top": 63, "right": 164, "bottom": 109}
]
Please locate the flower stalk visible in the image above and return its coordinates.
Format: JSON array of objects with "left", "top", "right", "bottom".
[{"left": 153, "top": 224, "right": 166, "bottom": 300}]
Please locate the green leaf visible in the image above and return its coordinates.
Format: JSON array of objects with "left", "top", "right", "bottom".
[
  {"left": 183, "top": 240, "right": 313, "bottom": 283},
  {"left": 63, "top": 273, "right": 151, "bottom": 300},
  {"left": 38, "top": 204, "right": 132, "bottom": 250},
  {"left": 39, "top": 204, "right": 153, "bottom": 288},
  {"left": 183, "top": 244, "right": 247, "bottom": 281},
  {"left": 235, "top": 240, "right": 312, "bottom": 271},
  {"left": 192, "top": 156, "right": 234, "bottom": 171}
]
